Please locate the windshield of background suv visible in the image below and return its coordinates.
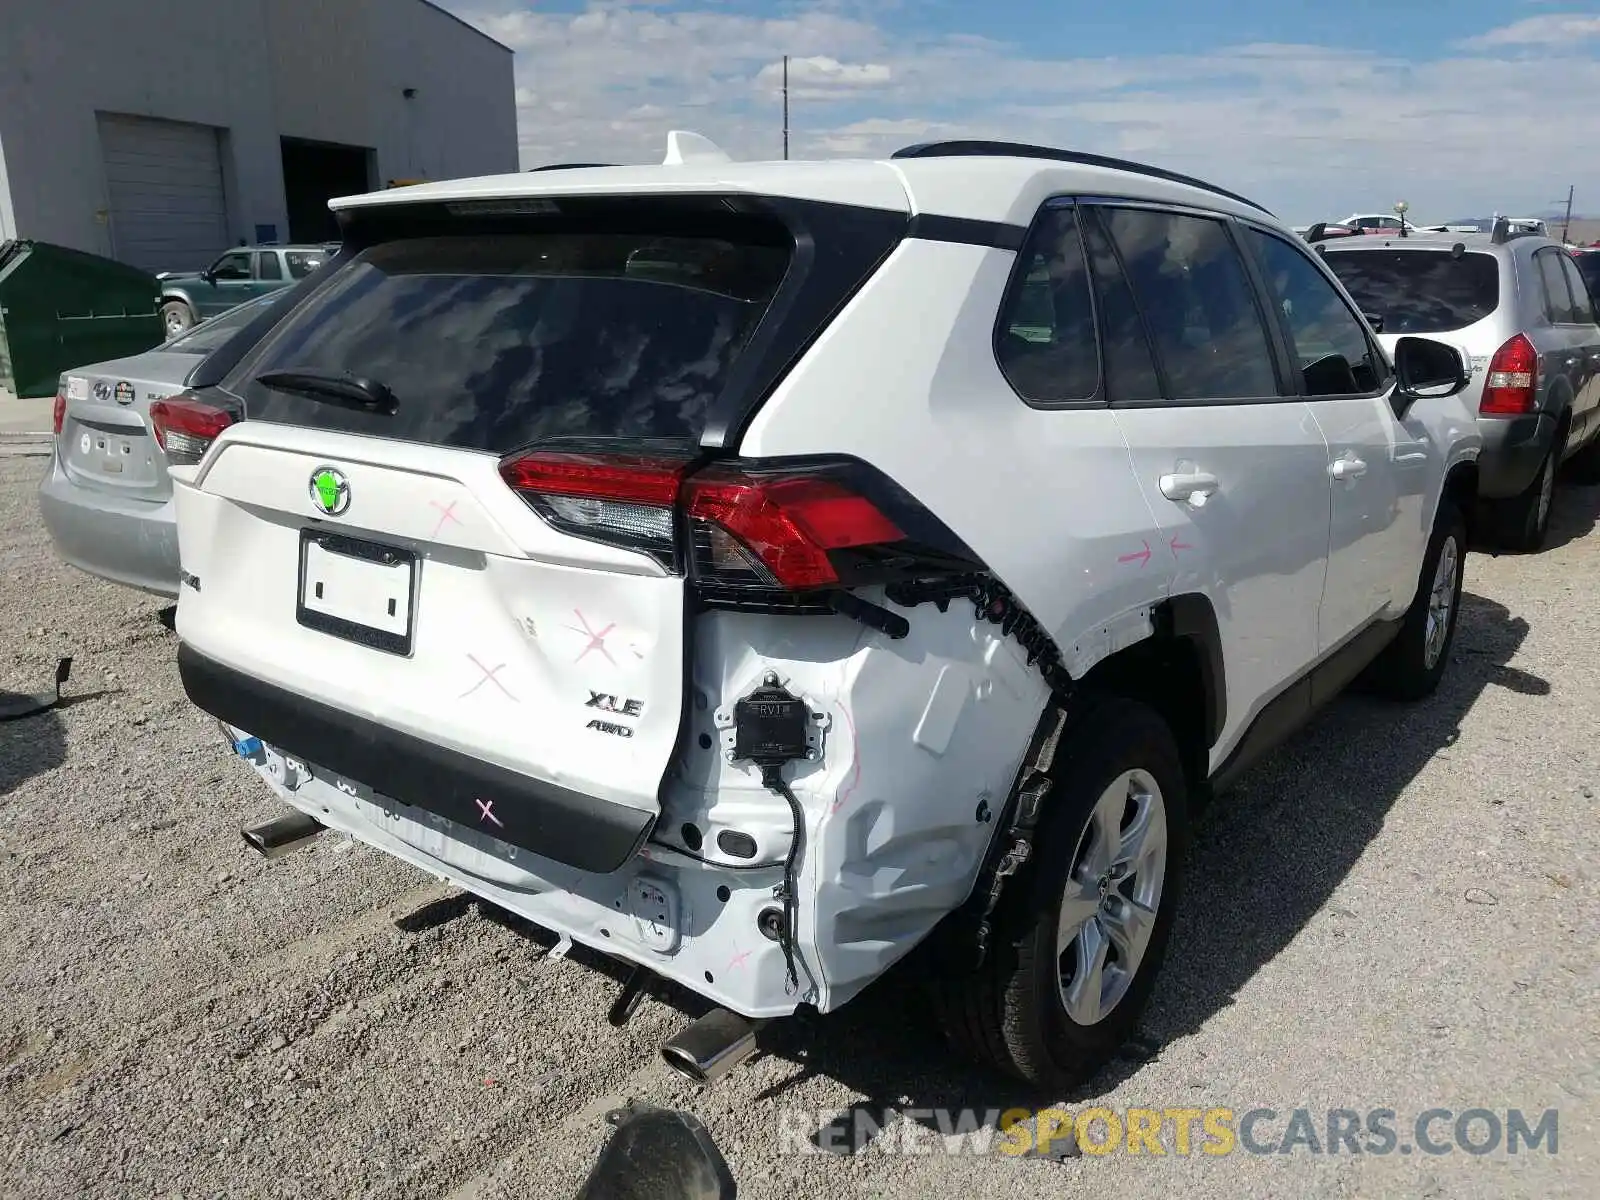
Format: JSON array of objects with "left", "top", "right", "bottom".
[
  {"left": 233, "top": 231, "right": 792, "bottom": 452},
  {"left": 1321, "top": 248, "right": 1499, "bottom": 334}
]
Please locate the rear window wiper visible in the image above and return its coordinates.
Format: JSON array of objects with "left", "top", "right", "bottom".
[{"left": 255, "top": 368, "right": 399, "bottom": 415}]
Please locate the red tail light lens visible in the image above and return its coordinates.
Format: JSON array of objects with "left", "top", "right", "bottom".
[
  {"left": 150, "top": 395, "right": 236, "bottom": 466},
  {"left": 1480, "top": 333, "right": 1538, "bottom": 415},
  {"left": 52, "top": 389, "right": 66, "bottom": 435},
  {"left": 686, "top": 469, "right": 905, "bottom": 589},
  {"left": 499, "top": 449, "right": 921, "bottom": 591}
]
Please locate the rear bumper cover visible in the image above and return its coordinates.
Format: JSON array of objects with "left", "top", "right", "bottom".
[
  {"left": 1474, "top": 413, "right": 1558, "bottom": 499},
  {"left": 37, "top": 460, "right": 180, "bottom": 598},
  {"left": 177, "top": 644, "right": 655, "bottom": 873}
]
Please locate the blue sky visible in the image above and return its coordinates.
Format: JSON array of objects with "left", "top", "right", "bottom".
[{"left": 442, "top": 1, "right": 1600, "bottom": 223}]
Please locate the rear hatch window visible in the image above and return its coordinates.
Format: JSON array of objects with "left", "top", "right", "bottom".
[
  {"left": 228, "top": 230, "right": 792, "bottom": 453},
  {"left": 1322, "top": 248, "right": 1499, "bottom": 334}
]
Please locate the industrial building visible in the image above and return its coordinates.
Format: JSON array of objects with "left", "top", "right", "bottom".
[{"left": 0, "top": 0, "right": 518, "bottom": 272}]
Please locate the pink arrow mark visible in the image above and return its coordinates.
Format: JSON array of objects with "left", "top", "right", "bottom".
[
  {"left": 1118, "top": 540, "right": 1153, "bottom": 568},
  {"left": 1169, "top": 534, "right": 1194, "bottom": 556}
]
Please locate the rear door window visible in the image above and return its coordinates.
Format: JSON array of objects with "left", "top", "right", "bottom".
[
  {"left": 994, "top": 205, "right": 1101, "bottom": 403},
  {"left": 256, "top": 251, "right": 283, "bottom": 281},
  {"left": 1099, "top": 206, "right": 1278, "bottom": 399},
  {"left": 1536, "top": 249, "right": 1578, "bottom": 324},
  {"left": 1322, "top": 249, "right": 1499, "bottom": 334},
  {"left": 229, "top": 231, "right": 792, "bottom": 452},
  {"left": 1080, "top": 209, "right": 1162, "bottom": 402},
  {"left": 1562, "top": 254, "right": 1597, "bottom": 325}
]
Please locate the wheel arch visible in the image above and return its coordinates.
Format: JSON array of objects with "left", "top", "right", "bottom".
[{"left": 1078, "top": 593, "right": 1223, "bottom": 793}]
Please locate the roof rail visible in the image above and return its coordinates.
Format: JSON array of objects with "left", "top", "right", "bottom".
[
  {"left": 890, "top": 140, "right": 1272, "bottom": 215},
  {"left": 527, "top": 163, "right": 615, "bottom": 172}
]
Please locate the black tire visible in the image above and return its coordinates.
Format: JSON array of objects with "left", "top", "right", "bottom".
[
  {"left": 161, "top": 300, "right": 196, "bottom": 341},
  {"left": 1365, "top": 502, "right": 1466, "bottom": 701},
  {"left": 1486, "top": 439, "right": 1559, "bottom": 552},
  {"left": 933, "top": 698, "right": 1189, "bottom": 1093}
]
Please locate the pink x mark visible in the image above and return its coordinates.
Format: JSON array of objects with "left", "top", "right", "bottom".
[
  {"left": 429, "top": 499, "right": 463, "bottom": 539},
  {"left": 460, "top": 653, "right": 517, "bottom": 701},
  {"left": 565, "top": 610, "right": 616, "bottom": 665},
  {"left": 728, "top": 948, "right": 752, "bottom": 971},
  {"left": 475, "top": 798, "right": 504, "bottom": 828}
]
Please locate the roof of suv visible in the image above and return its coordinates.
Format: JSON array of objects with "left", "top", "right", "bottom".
[
  {"left": 1319, "top": 230, "right": 1563, "bottom": 258},
  {"left": 327, "top": 134, "right": 1277, "bottom": 232}
]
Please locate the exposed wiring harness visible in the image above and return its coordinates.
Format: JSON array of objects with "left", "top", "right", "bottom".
[{"left": 760, "top": 764, "right": 804, "bottom": 992}]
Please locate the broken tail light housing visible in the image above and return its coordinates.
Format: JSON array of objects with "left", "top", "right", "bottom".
[
  {"left": 150, "top": 394, "right": 238, "bottom": 466},
  {"left": 499, "top": 448, "right": 979, "bottom": 604},
  {"left": 1480, "top": 333, "right": 1538, "bottom": 416}
]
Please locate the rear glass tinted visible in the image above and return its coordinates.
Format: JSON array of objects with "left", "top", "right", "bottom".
[
  {"left": 167, "top": 295, "right": 275, "bottom": 354},
  {"left": 1322, "top": 249, "right": 1499, "bottom": 334},
  {"left": 233, "top": 232, "right": 792, "bottom": 452}
]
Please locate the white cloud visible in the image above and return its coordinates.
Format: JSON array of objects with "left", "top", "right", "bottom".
[
  {"left": 440, "top": 2, "right": 1600, "bottom": 222},
  {"left": 1456, "top": 14, "right": 1600, "bottom": 49}
]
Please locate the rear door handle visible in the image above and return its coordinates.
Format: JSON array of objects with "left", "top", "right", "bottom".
[
  {"left": 1329, "top": 455, "right": 1368, "bottom": 481},
  {"left": 1158, "top": 470, "right": 1220, "bottom": 506}
]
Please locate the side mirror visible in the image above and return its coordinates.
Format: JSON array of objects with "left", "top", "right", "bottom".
[
  {"left": 576, "top": 1104, "right": 736, "bottom": 1200},
  {"left": 200, "top": 270, "right": 216, "bottom": 286},
  {"left": 1362, "top": 312, "right": 1385, "bottom": 334},
  {"left": 1393, "top": 336, "right": 1469, "bottom": 413}
]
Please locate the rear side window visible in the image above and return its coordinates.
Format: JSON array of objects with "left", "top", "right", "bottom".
[
  {"left": 232, "top": 231, "right": 792, "bottom": 451},
  {"left": 285, "top": 251, "right": 326, "bottom": 279},
  {"left": 256, "top": 251, "right": 283, "bottom": 281},
  {"left": 1536, "top": 249, "right": 1577, "bottom": 324},
  {"left": 1322, "top": 249, "right": 1498, "bottom": 334},
  {"left": 1574, "top": 254, "right": 1600, "bottom": 310},
  {"left": 1101, "top": 207, "right": 1277, "bottom": 399},
  {"left": 995, "top": 205, "right": 1100, "bottom": 403}
]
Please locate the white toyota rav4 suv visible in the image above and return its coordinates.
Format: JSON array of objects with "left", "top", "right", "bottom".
[{"left": 164, "top": 135, "right": 1482, "bottom": 1092}]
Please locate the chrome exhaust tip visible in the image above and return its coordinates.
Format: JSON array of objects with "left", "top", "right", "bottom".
[
  {"left": 242, "top": 812, "right": 325, "bottom": 859},
  {"left": 660, "top": 1008, "right": 767, "bottom": 1086}
]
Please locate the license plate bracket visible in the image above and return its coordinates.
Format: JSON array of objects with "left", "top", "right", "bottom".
[{"left": 296, "top": 528, "right": 417, "bottom": 656}]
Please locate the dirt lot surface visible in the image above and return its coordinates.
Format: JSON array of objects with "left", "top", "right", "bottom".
[{"left": 2, "top": 450, "right": 1596, "bottom": 1199}]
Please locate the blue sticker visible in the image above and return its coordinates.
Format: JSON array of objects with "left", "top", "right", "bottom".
[{"left": 234, "top": 736, "right": 263, "bottom": 758}]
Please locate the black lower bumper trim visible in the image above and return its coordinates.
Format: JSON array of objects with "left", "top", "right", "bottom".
[{"left": 178, "top": 644, "right": 654, "bottom": 874}]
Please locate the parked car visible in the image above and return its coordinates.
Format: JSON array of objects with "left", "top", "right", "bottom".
[
  {"left": 1338, "top": 212, "right": 1423, "bottom": 235},
  {"left": 1320, "top": 223, "right": 1600, "bottom": 550},
  {"left": 1572, "top": 248, "right": 1600, "bottom": 305},
  {"left": 36, "top": 292, "right": 278, "bottom": 596},
  {"left": 166, "top": 136, "right": 1481, "bottom": 1093},
  {"left": 157, "top": 244, "right": 335, "bottom": 340}
]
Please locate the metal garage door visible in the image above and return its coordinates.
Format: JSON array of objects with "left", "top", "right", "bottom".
[{"left": 97, "top": 113, "right": 229, "bottom": 274}]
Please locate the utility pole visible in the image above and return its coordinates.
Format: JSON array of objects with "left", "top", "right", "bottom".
[
  {"left": 782, "top": 55, "right": 789, "bottom": 160},
  {"left": 1561, "top": 185, "right": 1575, "bottom": 244}
]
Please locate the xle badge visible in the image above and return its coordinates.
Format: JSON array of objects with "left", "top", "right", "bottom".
[
  {"left": 585, "top": 691, "right": 643, "bottom": 717},
  {"left": 308, "top": 466, "right": 351, "bottom": 516},
  {"left": 586, "top": 719, "right": 634, "bottom": 739}
]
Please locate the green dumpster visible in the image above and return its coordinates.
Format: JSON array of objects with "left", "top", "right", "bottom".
[{"left": 0, "top": 240, "right": 163, "bottom": 398}]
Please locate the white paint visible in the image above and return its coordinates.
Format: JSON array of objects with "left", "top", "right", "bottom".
[{"left": 0, "top": 0, "right": 516, "bottom": 267}]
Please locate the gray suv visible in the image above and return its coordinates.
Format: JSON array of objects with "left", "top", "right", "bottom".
[{"left": 1321, "top": 222, "right": 1600, "bottom": 550}]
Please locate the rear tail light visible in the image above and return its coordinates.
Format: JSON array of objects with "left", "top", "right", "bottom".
[
  {"left": 499, "top": 448, "right": 972, "bottom": 597},
  {"left": 150, "top": 394, "right": 236, "bottom": 466},
  {"left": 1481, "top": 333, "right": 1538, "bottom": 415},
  {"left": 52, "top": 389, "right": 66, "bottom": 436}
]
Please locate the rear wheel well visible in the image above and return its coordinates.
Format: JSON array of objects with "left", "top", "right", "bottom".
[
  {"left": 1080, "top": 624, "right": 1213, "bottom": 798},
  {"left": 1444, "top": 460, "right": 1479, "bottom": 543}
]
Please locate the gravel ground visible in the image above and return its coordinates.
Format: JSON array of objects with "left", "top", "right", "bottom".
[{"left": 2, "top": 449, "right": 1596, "bottom": 1200}]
